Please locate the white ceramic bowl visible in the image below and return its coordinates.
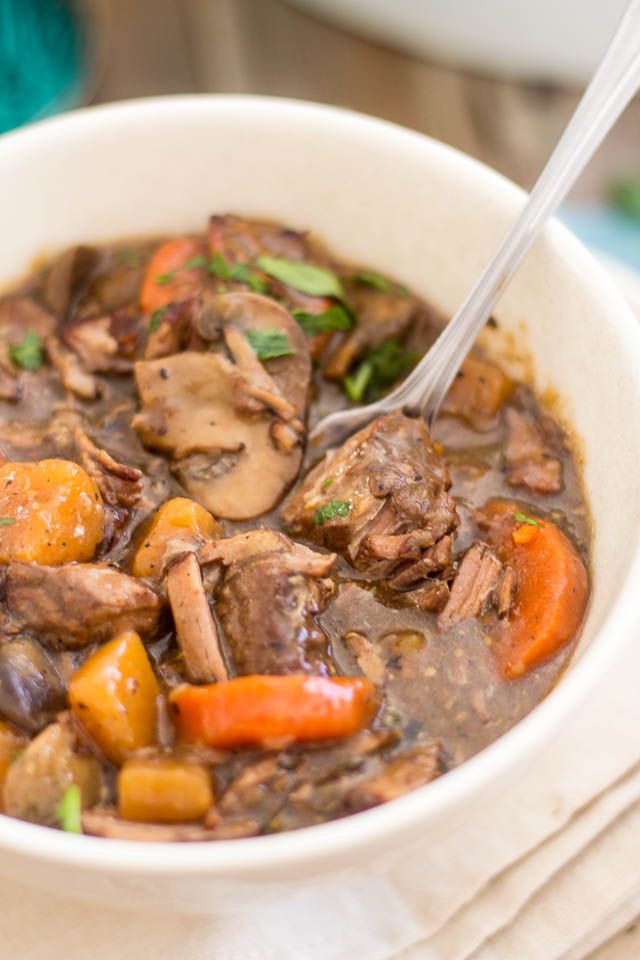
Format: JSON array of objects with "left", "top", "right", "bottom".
[
  {"left": 0, "top": 96, "right": 638, "bottom": 914},
  {"left": 286, "top": 0, "right": 628, "bottom": 84}
]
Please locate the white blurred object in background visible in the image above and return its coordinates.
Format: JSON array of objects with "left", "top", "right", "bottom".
[{"left": 286, "top": 0, "right": 629, "bottom": 84}]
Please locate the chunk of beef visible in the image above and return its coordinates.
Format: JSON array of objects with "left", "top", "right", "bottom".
[
  {"left": 401, "top": 580, "right": 450, "bottom": 613},
  {"left": 346, "top": 741, "right": 441, "bottom": 810},
  {"left": 3, "top": 717, "right": 102, "bottom": 825},
  {"left": 388, "top": 535, "right": 454, "bottom": 590},
  {"left": 0, "top": 297, "right": 55, "bottom": 395},
  {"left": 75, "top": 426, "right": 143, "bottom": 546},
  {"left": 494, "top": 565, "right": 518, "bottom": 617},
  {"left": 133, "top": 293, "right": 311, "bottom": 519},
  {"left": 46, "top": 336, "right": 100, "bottom": 399},
  {"left": 441, "top": 354, "right": 514, "bottom": 430},
  {"left": 200, "top": 530, "right": 336, "bottom": 675},
  {"left": 81, "top": 807, "right": 232, "bottom": 842},
  {"left": 63, "top": 309, "right": 143, "bottom": 373},
  {"left": 166, "top": 553, "right": 228, "bottom": 683},
  {"left": 0, "top": 638, "right": 67, "bottom": 733},
  {"left": 144, "top": 297, "right": 204, "bottom": 360},
  {"left": 437, "top": 541, "right": 502, "bottom": 631},
  {"left": 1, "top": 563, "right": 161, "bottom": 649},
  {"left": 323, "top": 284, "right": 417, "bottom": 380},
  {"left": 503, "top": 407, "right": 563, "bottom": 494},
  {"left": 208, "top": 214, "right": 334, "bottom": 313},
  {"left": 282, "top": 411, "right": 459, "bottom": 578}
]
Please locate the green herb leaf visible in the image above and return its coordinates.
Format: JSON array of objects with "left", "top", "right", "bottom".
[
  {"left": 0, "top": 518, "right": 16, "bottom": 526},
  {"left": 513, "top": 511, "right": 541, "bottom": 528},
  {"left": 343, "top": 361, "right": 373, "bottom": 403},
  {"left": 320, "top": 476, "right": 334, "bottom": 491},
  {"left": 9, "top": 330, "right": 44, "bottom": 372},
  {"left": 256, "top": 255, "right": 344, "bottom": 299},
  {"left": 343, "top": 339, "right": 419, "bottom": 403},
  {"left": 246, "top": 328, "right": 294, "bottom": 360},
  {"left": 182, "top": 255, "right": 208, "bottom": 270},
  {"left": 149, "top": 306, "right": 168, "bottom": 333},
  {"left": 156, "top": 254, "right": 207, "bottom": 286},
  {"left": 209, "top": 254, "right": 269, "bottom": 293},
  {"left": 293, "top": 305, "right": 353, "bottom": 337},
  {"left": 353, "top": 270, "right": 409, "bottom": 296},
  {"left": 609, "top": 177, "right": 640, "bottom": 219},
  {"left": 314, "top": 500, "right": 351, "bottom": 525},
  {"left": 56, "top": 783, "right": 82, "bottom": 834},
  {"left": 229, "top": 262, "right": 268, "bottom": 293},
  {"left": 209, "top": 252, "right": 231, "bottom": 279}
]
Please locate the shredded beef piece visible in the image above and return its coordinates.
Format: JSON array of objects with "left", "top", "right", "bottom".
[
  {"left": 438, "top": 542, "right": 501, "bottom": 631},
  {"left": 402, "top": 581, "right": 450, "bottom": 613},
  {"left": 503, "top": 407, "right": 563, "bottom": 494},
  {"left": 495, "top": 565, "right": 518, "bottom": 618},
  {"left": 347, "top": 741, "right": 441, "bottom": 810},
  {"left": 282, "top": 411, "right": 458, "bottom": 579},
  {"left": 81, "top": 808, "right": 225, "bottom": 842}
]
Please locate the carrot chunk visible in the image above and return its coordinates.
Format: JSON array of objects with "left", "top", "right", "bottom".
[
  {"left": 484, "top": 500, "right": 588, "bottom": 677},
  {"left": 139, "top": 237, "right": 206, "bottom": 315},
  {"left": 170, "top": 675, "right": 375, "bottom": 748}
]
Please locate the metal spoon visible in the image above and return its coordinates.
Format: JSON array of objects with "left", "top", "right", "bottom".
[{"left": 309, "top": 0, "right": 640, "bottom": 455}]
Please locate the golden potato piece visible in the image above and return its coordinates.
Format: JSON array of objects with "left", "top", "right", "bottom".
[
  {"left": 118, "top": 757, "right": 213, "bottom": 823},
  {"left": 69, "top": 631, "right": 159, "bottom": 764},
  {"left": 0, "top": 459, "right": 104, "bottom": 565},
  {"left": 132, "top": 497, "right": 221, "bottom": 579}
]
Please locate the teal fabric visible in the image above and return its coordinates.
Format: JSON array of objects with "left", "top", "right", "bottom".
[
  {"left": 0, "top": 0, "right": 85, "bottom": 134},
  {"left": 559, "top": 202, "right": 640, "bottom": 272}
]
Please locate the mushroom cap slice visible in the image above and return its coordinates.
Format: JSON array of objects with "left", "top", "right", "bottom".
[{"left": 133, "top": 293, "right": 311, "bottom": 520}]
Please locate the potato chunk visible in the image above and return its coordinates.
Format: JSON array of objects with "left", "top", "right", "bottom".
[
  {"left": 0, "top": 459, "right": 104, "bottom": 565},
  {"left": 69, "top": 631, "right": 159, "bottom": 763},
  {"left": 132, "top": 497, "right": 221, "bottom": 579},
  {"left": 118, "top": 757, "right": 213, "bottom": 822}
]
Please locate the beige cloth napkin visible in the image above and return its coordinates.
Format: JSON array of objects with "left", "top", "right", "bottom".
[{"left": 0, "top": 258, "right": 638, "bottom": 960}]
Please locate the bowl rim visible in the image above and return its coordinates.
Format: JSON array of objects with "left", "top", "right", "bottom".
[{"left": 0, "top": 93, "right": 639, "bottom": 876}]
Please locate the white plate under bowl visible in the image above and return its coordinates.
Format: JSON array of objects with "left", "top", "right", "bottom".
[{"left": 0, "top": 95, "right": 638, "bottom": 913}]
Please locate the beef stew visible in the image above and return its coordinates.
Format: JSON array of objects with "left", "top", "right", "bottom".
[{"left": 0, "top": 215, "right": 589, "bottom": 840}]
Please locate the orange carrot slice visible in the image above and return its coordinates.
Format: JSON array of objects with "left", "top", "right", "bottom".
[
  {"left": 483, "top": 500, "right": 588, "bottom": 678},
  {"left": 170, "top": 675, "right": 375, "bottom": 747}
]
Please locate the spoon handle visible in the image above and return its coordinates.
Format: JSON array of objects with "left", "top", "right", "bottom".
[{"left": 394, "top": 0, "right": 640, "bottom": 424}]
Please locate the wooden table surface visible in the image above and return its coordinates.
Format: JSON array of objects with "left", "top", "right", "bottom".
[
  {"left": 93, "top": 0, "right": 639, "bottom": 198},
  {"left": 90, "top": 2, "right": 638, "bottom": 956}
]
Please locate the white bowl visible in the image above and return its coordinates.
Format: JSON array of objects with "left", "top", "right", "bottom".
[
  {"left": 285, "top": 0, "right": 628, "bottom": 84},
  {"left": 0, "top": 95, "right": 638, "bottom": 913}
]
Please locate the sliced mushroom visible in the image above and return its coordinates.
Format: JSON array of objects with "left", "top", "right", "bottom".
[
  {"left": 166, "top": 553, "right": 228, "bottom": 683},
  {"left": 0, "top": 638, "right": 67, "bottom": 733},
  {"left": 133, "top": 293, "right": 311, "bottom": 520},
  {"left": 3, "top": 717, "right": 102, "bottom": 825},
  {"left": 42, "top": 245, "right": 98, "bottom": 321}
]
